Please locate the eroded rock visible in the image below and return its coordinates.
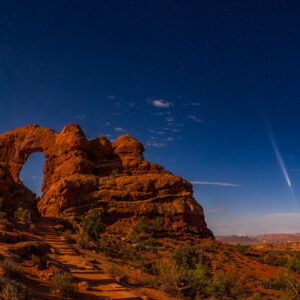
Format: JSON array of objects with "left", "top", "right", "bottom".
[{"left": 0, "top": 124, "right": 213, "bottom": 238}]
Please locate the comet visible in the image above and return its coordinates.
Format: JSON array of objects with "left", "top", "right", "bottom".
[{"left": 267, "top": 124, "right": 291, "bottom": 187}]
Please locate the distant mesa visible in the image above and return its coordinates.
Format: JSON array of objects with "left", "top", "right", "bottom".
[{"left": 0, "top": 124, "right": 213, "bottom": 238}]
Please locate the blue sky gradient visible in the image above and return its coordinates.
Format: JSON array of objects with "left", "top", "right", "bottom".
[{"left": 3, "top": 1, "right": 300, "bottom": 235}]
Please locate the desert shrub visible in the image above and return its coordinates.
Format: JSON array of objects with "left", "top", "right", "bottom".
[
  {"left": 263, "top": 251, "right": 288, "bottom": 266},
  {"left": 135, "top": 216, "right": 166, "bottom": 236},
  {"left": 286, "top": 257, "right": 300, "bottom": 274},
  {"left": 119, "top": 245, "right": 142, "bottom": 261},
  {"left": 126, "top": 227, "right": 140, "bottom": 242},
  {"left": 105, "top": 263, "right": 128, "bottom": 282},
  {"left": 0, "top": 212, "right": 7, "bottom": 219},
  {"left": 31, "top": 254, "right": 41, "bottom": 265},
  {"left": 170, "top": 244, "right": 201, "bottom": 269},
  {"left": 0, "top": 197, "right": 4, "bottom": 209},
  {"left": 96, "top": 239, "right": 115, "bottom": 257},
  {"left": 262, "top": 270, "right": 300, "bottom": 299},
  {"left": 51, "top": 271, "right": 75, "bottom": 296},
  {"left": 63, "top": 229, "right": 74, "bottom": 243},
  {"left": 152, "top": 216, "right": 165, "bottom": 232},
  {"left": 3, "top": 259, "right": 24, "bottom": 281},
  {"left": 159, "top": 244, "right": 250, "bottom": 299},
  {"left": 236, "top": 243, "right": 249, "bottom": 254},
  {"left": 0, "top": 218, "right": 12, "bottom": 229},
  {"left": 80, "top": 209, "right": 105, "bottom": 241},
  {"left": 157, "top": 261, "right": 182, "bottom": 296},
  {"left": 111, "top": 169, "right": 119, "bottom": 176},
  {"left": 135, "top": 217, "right": 149, "bottom": 233},
  {"left": 252, "top": 293, "right": 271, "bottom": 300},
  {"left": 75, "top": 228, "right": 91, "bottom": 249},
  {"left": 211, "top": 271, "right": 246, "bottom": 299},
  {"left": 29, "top": 223, "right": 37, "bottom": 233},
  {"left": 14, "top": 207, "right": 31, "bottom": 225},
  {"left": 0, "top": 278, "right": 30, "bottom": 300},
  {"left": 260, "top": 269, "right": 296, "bottom": 291},
  {"left": 144, "top": 237, "right": 162, "bottom": 247},
  {"left": 181, "top": 262, "right": 211, "bottom": 297},
  {"left": 69, "top": 217, "right": 80, "bottom": 231}
]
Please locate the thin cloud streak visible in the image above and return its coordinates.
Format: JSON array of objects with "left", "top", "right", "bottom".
[{"left": 191, "top": 181, "right": 241, "bottom": 187}]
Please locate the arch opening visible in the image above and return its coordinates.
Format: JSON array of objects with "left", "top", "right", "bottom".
[{"left": 19, "top": 152, "right": 46, "bottom": 197}]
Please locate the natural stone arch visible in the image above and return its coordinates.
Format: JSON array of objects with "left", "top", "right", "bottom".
[
  {"left": 0, "top": 123, "right": 213, "bottom": 238},
  {"left": 0, "top": 124, "right": 57, "bottom": 182}
]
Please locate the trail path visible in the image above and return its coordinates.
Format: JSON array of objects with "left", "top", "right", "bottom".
[{"left": 36, "top": 218, "right": 140, "bottom": 300}]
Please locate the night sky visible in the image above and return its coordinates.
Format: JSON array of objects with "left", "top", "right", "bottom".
[{"left": 1, "top": 1, "right": 300, "bottom": 235}]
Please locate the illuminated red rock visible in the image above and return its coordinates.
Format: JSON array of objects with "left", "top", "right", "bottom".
[{"left": 0, "top": 124, "right": 213, "bottom": 237}]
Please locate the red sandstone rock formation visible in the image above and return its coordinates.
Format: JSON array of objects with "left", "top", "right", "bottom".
[{"left": 0, "top": 124, "right": 213, "bottom": 237}]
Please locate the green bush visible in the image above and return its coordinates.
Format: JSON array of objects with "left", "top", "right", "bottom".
[
  {"left": 170, "top": 244, "right": 201, "bottom": 269},
  {"left": 0, "top": 212, "right": 7, "bottom": 220},
  {"left": 236, "top": 243, "right": 249, "bottom": 254},
  {"left": 105, "top": 263, "right": 128, "bottom": 282},
  {"left": 96, "top": 239, "right": 116, "bottom": 257},
  {"left": 3, "top": 259, "right": 24, "bottom": 281},
  {"left": 80, "top": 209, "right": 105, "bottom": 241},
  {"left": 0, "top": 278, "right": 30, "bottom": 300},
  {"left": 286, "top": 257, "right": 300, "bottom": 274},
  {"left": 152, "top": 216, "right": 165, "bottom": 231},
  {"left": 51, "top": 271, "right": 75, "bottom": 296},
  {"left": 0, "top": 197, "right": 4, "bottom": 209},
  {"left": 31, "top": 254, "right": 41, "bottom": 266},
  {"left": 261, "top": 269, "right": 300, "bottom": 299},
  {"left": 14, "top": 207, "right": 31, "bottom": 225},
  {"left": 63, "top": 229, "right": 74, "bottom": 243},
  {"left": 29, "top": 223, "right": 37, "bottom": 233},
  {"left": 135, "top": 217, "right": 149, "bottom": 233},
  {"left": 208, "top": 271, "right": 246, "bottom": 299},
  {"left": 75, "top": 228, "right": 91, "bottom": 249},
  {"left": 135, "top": 216, "right": 165, "bottom": 235},
  {"left": 144, "top": 237, "right": 162, "bottom": 247},
  {"left": 262, "top": 251, "right": 288, "bottom": 267},
  {"left": 119, "top": 245, "right": 142, "bottom": 261},
  {"left": 111, "top": 169, "right": 119, "bottom": 176},
  {"left": 158, "top": 245, "right": 249, "bottom": 299},
  {"left": 157, "top": 261, "right": 182, "bottom": 296},
  {"left": 0, "top": 218, "right": 12, "bottom": 229},
  {"left": 126, "top": 227, "right": 140, "bottom": 242}
]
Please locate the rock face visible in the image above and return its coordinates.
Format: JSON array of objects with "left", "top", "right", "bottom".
[{"left": 0, "top": 124, "right": 213, "bottom": 237}]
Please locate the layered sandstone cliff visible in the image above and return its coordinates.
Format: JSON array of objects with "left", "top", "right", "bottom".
[{"left": 0, "top": 124, "right": 213, "bottom": 237}]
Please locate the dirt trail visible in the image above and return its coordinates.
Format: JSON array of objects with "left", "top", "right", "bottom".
[{"left": 36, "top": 218, "right": 140, "bottom": 300}]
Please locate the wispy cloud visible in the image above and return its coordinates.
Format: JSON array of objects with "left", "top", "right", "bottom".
[
  {"left": 114, "top": 127, "right": 123, "bottom": 132},
  {"left": 188, "top": 115, "right": 203, "bottom": 123},
  {"left": 191, "top": 181, "right": 241, "bottom": 187},
  {"left": 148, "top": 129, "right": 165, "bottom": 135},
  {"left": 172, "top": 128, "right": 181, "bottom": 133},
  {"left": 129, "top": 101, "right": 135, "bottom": 107},
  {"left": 165, "top": 116, "right": 174, "bottom": 122},
  {"left": 207, "top": 203, "right": 229, "bottom": 214},
  {"left": 191, "top": 102, "right": 201, "bottom": 106},
  {"left": 76, "top": 113, "right": 87, "bottom": 120},
  {"left": 150, "top": 99, "right": 173, "bottom": 108},
  {"left": 146, "top": 141, "right": 166, "bottom": 147},
  {"left": 108, "top": 95, "right": 116, "bottom": 100}
]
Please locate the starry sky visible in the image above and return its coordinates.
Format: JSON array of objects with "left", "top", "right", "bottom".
[{"left": 1, "top": 1, "right": 300, "bottom": 235}]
